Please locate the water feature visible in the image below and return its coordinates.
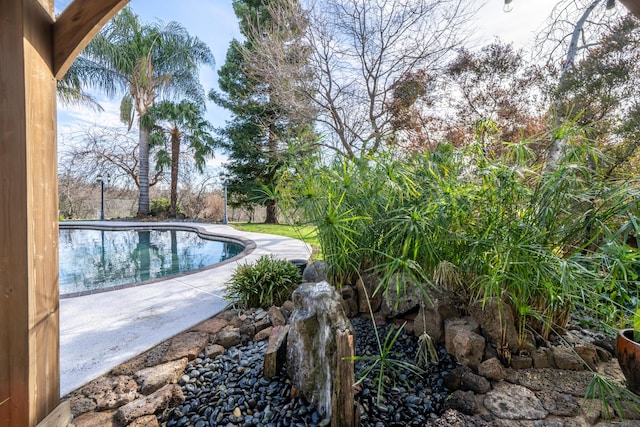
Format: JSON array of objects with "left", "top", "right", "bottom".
[{"left": 58, "top": 227, "right": 244, "bottom": 296}]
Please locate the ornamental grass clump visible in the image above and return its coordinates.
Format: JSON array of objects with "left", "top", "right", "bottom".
[
  {"left": 276, "top": 139, "right": 640, "bottom": 347},
  {"left": 226, "top": 255, "right": 301, "bottom": 309}
]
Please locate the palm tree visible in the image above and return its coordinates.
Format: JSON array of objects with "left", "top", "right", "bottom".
[
  {"left": 148, "top": 100, "right": 216, "bottom": 217},
  {"left": 73, "top": 7, "right": 214, "bottom": 216}
]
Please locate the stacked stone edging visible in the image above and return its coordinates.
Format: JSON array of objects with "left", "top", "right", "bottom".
[{"left": 62, "top": 267, "right": 639, "bottom": 426}]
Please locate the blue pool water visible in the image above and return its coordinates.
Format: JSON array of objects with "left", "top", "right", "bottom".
[{"left": 59, "top": 228, "right": 244, "bottom": 296}]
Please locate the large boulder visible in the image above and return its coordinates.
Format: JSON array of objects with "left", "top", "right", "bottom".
[{"left": 286, "top": 281, "right": 355, "bottom": 418}]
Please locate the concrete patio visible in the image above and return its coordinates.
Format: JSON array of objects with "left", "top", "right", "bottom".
[{"left": 59, "top": 222, "right": 311, "bottom": 396}]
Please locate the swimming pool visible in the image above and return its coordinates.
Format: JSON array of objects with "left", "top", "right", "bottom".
[{"left": 58, "top": 226, "right": 245, "bottom": 296}]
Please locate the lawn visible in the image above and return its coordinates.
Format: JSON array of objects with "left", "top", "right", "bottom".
[{"left": 230, "top": 223, "right": 321, "bottom": 258}]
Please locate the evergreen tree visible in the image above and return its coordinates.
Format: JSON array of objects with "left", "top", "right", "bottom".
[{"left": 210, "top": 0, "right": 314, "bottom": 224}]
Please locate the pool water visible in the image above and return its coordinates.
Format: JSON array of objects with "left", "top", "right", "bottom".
[{"left": 59, "top": 228, "right": 244, "bottom": 295}]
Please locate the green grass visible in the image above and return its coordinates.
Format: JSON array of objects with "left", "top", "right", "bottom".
[{"left": 230, "top": 223, "right": 321, "bottom": 258}]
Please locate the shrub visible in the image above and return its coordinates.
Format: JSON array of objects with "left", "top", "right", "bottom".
[
  {"left": 226, "top": 255, "right": 301, "bottom": 309},
  {"left": 150, "top": 198, "right": 171, "bottom": 217}
]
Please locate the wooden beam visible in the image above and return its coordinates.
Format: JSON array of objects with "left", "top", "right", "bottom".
[
  {"left": 1, "top": 0, "right": 59, "bottom": 425},
  {"left": 53, "top": 0, "right": 130, "bottom": 79},
  {"left": 35, "top": 401, "right": 71, "bottom": 427},
  {"left": 619, "top": 0, "right": 640, "bottom": 19}
]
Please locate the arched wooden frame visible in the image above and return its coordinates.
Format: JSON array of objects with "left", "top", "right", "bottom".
[{"left": 54, "top": 0, "right": 130, "bottom": 79}]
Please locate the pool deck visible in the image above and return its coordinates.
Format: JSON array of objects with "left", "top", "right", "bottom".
[{"left": 60, "top": 221, "right": 312, "bottom": 396}]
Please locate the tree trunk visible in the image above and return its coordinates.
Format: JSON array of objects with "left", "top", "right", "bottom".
[
  {"left": 169, "top": 128, "right": 180, "bottom": 218},
  {"left": 265, "top": 199, "right": 279, "bottom": 224},
  {"left": 138, "top": 121, "right": 151, "bottom": 216},
  {"left": 546, "top": 0, "right": 601, "bottom": 173}
]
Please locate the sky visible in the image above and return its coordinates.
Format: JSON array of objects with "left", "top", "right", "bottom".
[{"left": 54, "top": 0, "right": 586, "bottom": 172}]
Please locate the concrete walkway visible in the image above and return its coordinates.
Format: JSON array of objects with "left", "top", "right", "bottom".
[{"left": 59, "top": 222, "right": 312, "bottom": 396}]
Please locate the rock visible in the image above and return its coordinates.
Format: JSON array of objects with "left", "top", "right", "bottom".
[
  {"left": 536, "top": 390, "right": 581, "bottom": 416},
  {"left": 134, "top": 357, "right": 188, "bottom": 395},
  {"left": 442, "top": 390, "right": 479, "bottom": 415},
  {"left": 116, "top": 384, "right": 184, "bottom": 425},
  {"left": 286, "top": 281, "right": 354, "bottom": 418},
  {"left": 468, "top": 298, "right": 519, "bottom": 354},
  {"left": 379, "top": 274, "right": 424, "bottom": 318},
  {"left": 216, "top": 326, "right": 241, "bottom": 348},
  {"left": 280, "top": 300, "right": 295, "bottom": 320},
  {"left": 532, "top": 347, "right": 556, "bottom": 369},
  {"left": 341, "top": 285, "right": 359, "bottom": 317},
  {"left": 443, "top": 365, "right": 472, "bottom": 391},
  {"left": 356, "top": 274, "right": 382, "bottom": 313},
  {"left": 510, "top": 355, "right": 533, "bottom": 370},
  {"left": 253, "top": 317, "right": 272, "bottom": 334},
  {"left": 478, "top": 357, "right": 506, "bottom": 381},
  {"left": 204, "top": 343, "right": 225, "bottom": 359},
  {"left": 445, "top": 317, "right": 481, "bottom": 354},
  {"left": 461, "top": 371, "right": 491, "bottom": 394},
  {"left": 581, "top": 398, "right": 614, "bottom": 424},
  {"left": 484, "top": 382, "right": 548, "bottom": 420},
  {"left": 263, "top": 325, "right": 290, "bottom": 378},
  {"left": 552, "top": 346, "right": 585, "bottom": 371},
  {"left": 161, "top": 331, "right": 209, "bottom": 362},
  {"left": 595, "top": 345, "right": 611, "bottom": 362},
  {"left": 426, "top": 409, "right": 492, "bottom": 427},
  {"left": 72, "top": 409, "right": 117, "bottom": 427},
  {"left": 79, "top": 376, "right": 138, "bottom": 411},
  {"left": 268, "top": 306, "right": 286, "bottom": 326},
  {"left": 413, "top": 287, "right": 459, "bottom": 344},
  {"left": 66, "top": 395, "right": 96, "bottom": 417},
  {"left": 483, "top": 343, "right": 499, "bottom": 362},
  {"left": 510, "top": 368, "right": 594, "bottom": 397},
  {"left": 111, "top": 341, "right": 170, "bottom": 375},
  {"left": 240, "top": 323, "right": 256, "bottom": 338},
  {"left": 302, "top": 261, "right": 329, "bottom": 282},
  {"left": 253, "top": 326, "right": 273, "bottom": 342},
  {"left": 445, "top": 318, "right": 485, "bottom": 370},
  {"left": 128, "top": 414, "right": 160, "bottom": 427},
  {"left": 192, "top": 316, "right": 229, "bottom": 336},
  {"left": 574, "top": 345, "right": 599, "bottom": 371},
  {"left": 613, "top": 398, "right": 640, "bottom": 420}
]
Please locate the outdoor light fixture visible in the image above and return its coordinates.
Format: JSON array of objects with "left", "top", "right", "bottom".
[
  {"left": 605, "top": 0, "right": 616, "bottom": 16},
  {"left": 219, "top": 172, "right": 229, "bottom": 225},
  {"left": 503, "top": 0, "right": 513, "bottom": 13},
  {"left": 96, "top": 173, "right": 111, "bottom": 221}
]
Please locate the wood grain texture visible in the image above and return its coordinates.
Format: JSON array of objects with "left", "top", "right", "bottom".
[
  {"left": 53, "top": 0, "right": 129, "bottom": 79},
  {"left": 1, "top": 0, "right": 60, "bottom": 425}
]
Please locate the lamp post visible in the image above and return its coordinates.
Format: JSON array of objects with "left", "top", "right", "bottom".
[
  {"left": 219, "top": 172, "right": 229, "bottom": 225},
  {"left": 96, "top": 173, "right": 110, "bottom": 221}
]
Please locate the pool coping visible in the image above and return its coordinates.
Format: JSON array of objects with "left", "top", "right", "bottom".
[{"left": 58, "top": 222, "right": 257, "bottom": 299}]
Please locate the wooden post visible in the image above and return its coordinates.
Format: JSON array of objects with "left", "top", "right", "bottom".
[
  {"left": 0, "top": 1, "right": 60, "bottom": 425},
  {"left": 0, "top": 1, "right": 130, "bottom": 424},
  {"left": 332, "top": 330, "right": 359, "bottom": 427}
]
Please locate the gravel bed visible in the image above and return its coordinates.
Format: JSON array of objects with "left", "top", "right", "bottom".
[{"left": 158, "top": 317, "right": 457, "bottom": 427}]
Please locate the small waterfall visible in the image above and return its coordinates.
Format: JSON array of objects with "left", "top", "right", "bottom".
[{"left": 286, "top": 281, "right": 356, "bottom": 422}]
